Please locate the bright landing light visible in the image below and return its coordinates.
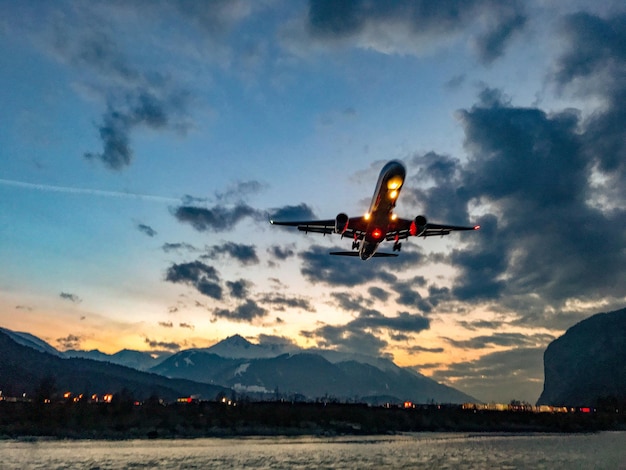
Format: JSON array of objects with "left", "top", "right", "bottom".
[{"left": 387, "top": 176, "right": 403, "bottom": 190}]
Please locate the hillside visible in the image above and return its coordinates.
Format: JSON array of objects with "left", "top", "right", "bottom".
[{"left": 0, "top": 330, "right": 228, "bottom": 402}]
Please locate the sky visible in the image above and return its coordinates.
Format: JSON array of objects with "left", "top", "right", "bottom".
[{"left": 1, "top": 0, "right": 625, "bottom": 404}]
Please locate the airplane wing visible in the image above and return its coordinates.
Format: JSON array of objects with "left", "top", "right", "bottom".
[
  {"left": 330, "top": 251, "right": 398, "bottom": 257},
  {"left": 386, "top": 219, "right": 479, "bottom": 240},
  {"left": 270, "top": 217, "right": 368, "bottom": 238}
]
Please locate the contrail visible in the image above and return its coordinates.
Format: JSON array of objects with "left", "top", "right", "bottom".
[{"left": 0, "top": 178, "right": 180, "bottom": 203}]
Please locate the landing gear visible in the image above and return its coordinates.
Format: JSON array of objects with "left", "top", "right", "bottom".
[
  {"left": 352, "top": 240, "right": 360, "bottom": 250},
  {"left": 393, "top": 242, "right": 402, "bottom": 252}
]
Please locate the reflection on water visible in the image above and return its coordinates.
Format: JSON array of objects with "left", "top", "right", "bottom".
[{"left": 2, "top": 432, "right": 625, "bottom": 469}]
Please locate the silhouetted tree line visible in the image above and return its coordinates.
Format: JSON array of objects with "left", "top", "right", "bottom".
[{"left": 1, "top": 398, "right": 624, "bottom": 439}]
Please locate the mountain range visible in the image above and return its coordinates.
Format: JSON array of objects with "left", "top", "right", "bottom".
[
  {"left": 0, "top": 328, "right": 474, "bottom": 404},
  {"left": 0, "top": 328, "right": 228, "bottom": 402}
]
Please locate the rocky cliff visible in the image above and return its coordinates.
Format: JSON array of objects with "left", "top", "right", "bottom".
[{"left": 537, "top": 307, "right": 626, "bottom": 406}]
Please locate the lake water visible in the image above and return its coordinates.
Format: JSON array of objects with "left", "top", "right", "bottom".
[{"left": 2, "top": 432, "right": 625, "bottom": 469}]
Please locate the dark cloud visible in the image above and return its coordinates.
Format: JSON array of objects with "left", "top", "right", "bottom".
[
  {"left": 256, "top": 334, "right": 299, "bottom": 349},
  {"left": 162, "top": 242, "right": 198, "bottom": 253},
  {"left": 408, "top": 345, "right": 445, "bottom": 354},
  {"left": 394, "top": 278, "right": 432, "bottom": 313},
  {"left": 442, "top": 332, "right": 555, "bottom": 350},
  {"left": 179, "top": 322, "right": 195, "bottom": 330},
  {"left": 84, "top": 90, "right": 189, "bottom": 170},
  {"left": 60, "top": 292, "right": 82, "bottom": 304},
  {"left": 42, "top": 11, "right": 194, "bottom": 171},
  {"left": 165, "top": 260, "right": 223, "bottom": 300},
  {"left": 367, "top": 286, "right": 389, "bottom": 302},
  {"left": 174, "top": 204, "right": 262, "bottom": 232},
  {"left": 331, "top": 292, "right": 371, "bottom": 312},
  {"left": 306, "top": 0, "right": 526, "bottom": 61},
  {"left": 302, "top": 309, "right": 430, "bottom": 357},
  {"left": 258, "top": 293, "right": 315, "bottom": 312},
  {"left": 269, "top": 203, "right": 317, "bottom": 222},
  {"left": 299, "top": 244, "right": 398, "bottom": 286},
  {"left": 56, "top": 334, "right": 83, "bottom": 350},
  {"left": 158, "top": 321, "right": 173, "bottom": 328},
  {"left": 144, "top": 337, "right": 181, "bottom": 352},
  {"left": 450, "top": 89, "right": 626, "bottom": 307},
  {"left": 553, "top": 12, "right": 626, "bottom": 203},
  {"left": 204, "top": 242, "right": 259, "bottom": 265},
  {"left": 226, "top": 279, "right": 253, "bottom": 299},
  {"left": 137, "top": 223, "right": 157, "bottom": 237},
  {"left": 267, "top": 244, "right": 296, "bottom": 261},
  {"left": 431, "top": 347, "right": 545, "bottom": 402},
  {"left": 457, "top": 319, "right": 507, "bottom": 331},
  {"left": 472, "top": 13, "right": 526, "bottom": 64},
  {"left": 351, "top": 310, "right": 430, "bottom": 334},
  {"left": 301, "top": 324, "right": 389, "bottom": 358},
  {"left": 214, "top": 299, "right": 268, "bottom": 322}
]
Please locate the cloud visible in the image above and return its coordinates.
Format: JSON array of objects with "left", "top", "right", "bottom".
[
  {"left": 56, "top": 334, "right": 83, "bottom": 350},
  {"left": 553, "top": 12, "right": 626, "bottom": 206},
  {"left": 367, "top": 286, "right": 389, "bottom": 302},
  {"left": 302, "top": 309, "right": 430, "bottom": 357},
  {"left": 431, "top": 347, "right": 545, "bottom": 403},
  {"left": 174, "top": 204, "right": 262, "bottom": 232},
  {"left": 226, "top": 279, "right": 253, "bottom": 299},
  {"left": 394, "top": 278, "right": 433, "bottom": 313},
  {"left": 331, "top": 291, "right": 371, "bottom": 311},
  {"left": 258, "top": 293, "right": 315, "bottom": 312},
  {"left": 269, "top": 203, "right": 316, "bottom": 222},
  {"left": 162, "top": 242, "right": 198, "bottom": 253},
  {"left": 456, "top": 319, "right": 507, "bottom": 331},
  {"left": 144, "top": 337, "right": 181, "bottom": 352},
  {"left": 165, "top": 260, "right": 223, "bottom": 300},
  {"left": 351, "top": 310, "right": 430, "bottom": 333},
  {"left": 267, "top": 244, "right": 296, "bottom": 261},
  {"left": 60, "top": 292, "right": 82, "bottom": 304},
  {"left": 450, "top": 88, "right": 626, "bottom": 308},
  {"left": 215, "top": 180, "right": 267, "bottom": 203},
  {"left": 179, "top": 322, "right": 195, "bottom": 330},
  {"left": 204, "top": 242, "right": 259, "bottom": 265},
  {"left": 256, "top": 334, "right": 299, "bottom": 350},
  {"left": 137, "top": 223, "right": 157, "bottom": 237},
  {"left": 302, "top": 324, "right": 389, "bottom": 358},
  {"left": 44, "top": 18, "right": 192, "bottom": 170},
  {"left": 214, "top": 299, "right": 268, "bottom": 322},
  {"left": 304, "top": 0, "right": 526, "bottom": 61},
  {"left": 299, "top": 244, "right": 398, "bottom": 286},
  {"left": 442, "top": 332, "right": 555, "bottom": 350},
  {"left": 407, "top": 345, "right": 445, "bottom": 354},
  {"left": 472, "top": 12, "right": 526, "bottom": 64},
  {"left": 158, "top": 321, "right": 173, "bottom": 328}
]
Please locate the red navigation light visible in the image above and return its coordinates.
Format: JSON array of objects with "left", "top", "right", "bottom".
[
  {"left": 474, "top": 225, "right": 480, "bottom": 230},
  {"left": 372, "top": 228, "right": 383, "bottom": 239}
]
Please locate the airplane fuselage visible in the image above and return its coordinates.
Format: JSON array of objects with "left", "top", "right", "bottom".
[
  {"left": 359, "top": 160, "right": 406, "bottom": 260},
  {"left": 269, "top": 160, "right": 478, "bottom": 260}
]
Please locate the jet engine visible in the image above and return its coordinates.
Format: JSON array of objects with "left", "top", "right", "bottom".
[
  {"left": 335, "top": 213, "right": 349, "bottom": 234},
  {"left": 410, "top": 215, "right": 427, "bottom": 236}
]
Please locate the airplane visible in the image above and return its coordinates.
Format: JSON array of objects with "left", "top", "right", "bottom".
[{"left": 270, "top": 160, "right": 479, "bottom": 260}]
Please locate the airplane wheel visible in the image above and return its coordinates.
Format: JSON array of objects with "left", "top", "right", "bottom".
[{"left": 393, "top": 243, "right": 402, "bottom": 252}]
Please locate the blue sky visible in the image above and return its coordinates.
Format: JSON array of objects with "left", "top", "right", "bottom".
[{"left": 1, "top": 0, "right": 624, "bottom": 403}]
